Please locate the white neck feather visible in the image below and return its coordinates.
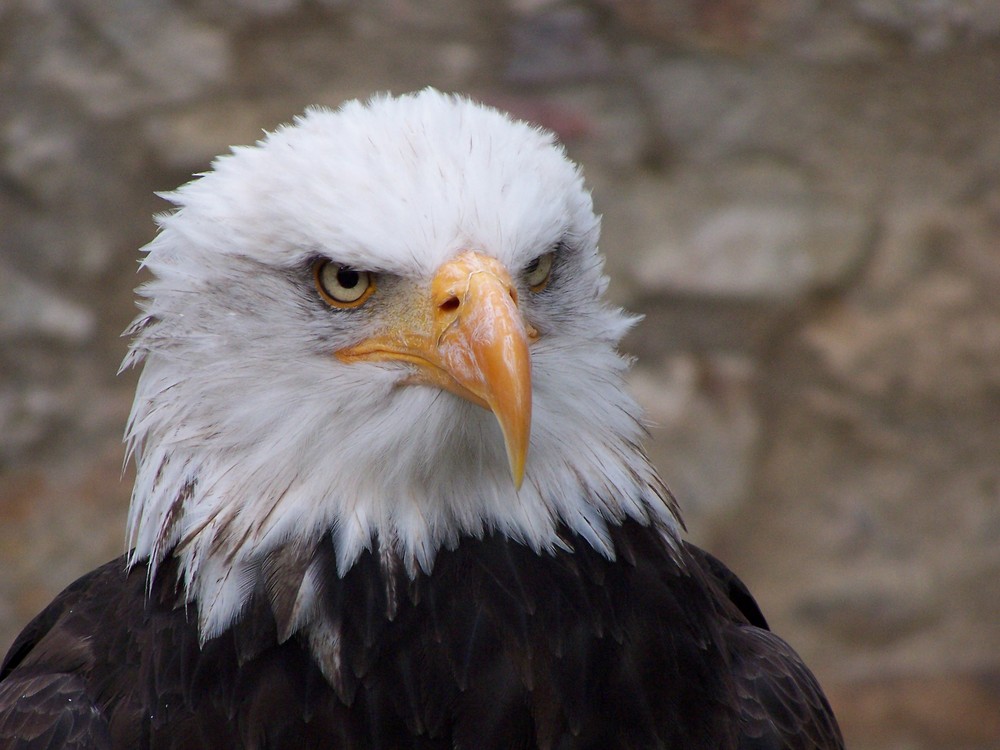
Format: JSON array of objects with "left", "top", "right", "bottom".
[{"left": 123, "top": 303, "right": 680, "bottom": 640}]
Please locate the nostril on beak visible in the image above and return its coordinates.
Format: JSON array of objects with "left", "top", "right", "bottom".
[{"left": 439, "top": 295, "right": 460, "bottom": 313}]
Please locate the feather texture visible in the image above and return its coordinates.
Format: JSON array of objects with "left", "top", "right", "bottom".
[{"left": 1, "top": 521, "right": 842, "bottom": 749}]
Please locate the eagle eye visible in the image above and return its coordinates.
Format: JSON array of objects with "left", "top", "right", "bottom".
[
  {"left": 524, "top": 252, "right": 554, "bottom": 292},
  {"left": 314, "top": 260, "right": 376, "bottom": 308}
]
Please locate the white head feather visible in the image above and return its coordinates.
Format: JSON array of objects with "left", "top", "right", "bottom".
[{"left": 122, "top": 89, "right": 679, "bottom": 639}]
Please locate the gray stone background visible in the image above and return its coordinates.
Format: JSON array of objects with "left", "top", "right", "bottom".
[{"left": 2, "top": 1, "right": 999, "bottom": 747}]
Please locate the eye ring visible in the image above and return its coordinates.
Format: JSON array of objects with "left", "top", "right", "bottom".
[
  {"left": 314, "top": 260, "right": 376, "bottom": 308},
  {"left": 524, "top": 252, "right": 554, "bottom": 292}
]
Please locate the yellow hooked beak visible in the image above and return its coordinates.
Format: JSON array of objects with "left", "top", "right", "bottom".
[{"left": 336, "top": 251, "right": 536, "bottom": 488}]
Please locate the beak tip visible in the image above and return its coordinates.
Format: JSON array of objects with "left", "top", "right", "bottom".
[
  {"left": 505, "top": 434, "right": 528, "bottom": 491},
  {"left": 512, "top": 465, "right": 525, "bottom": 491}
]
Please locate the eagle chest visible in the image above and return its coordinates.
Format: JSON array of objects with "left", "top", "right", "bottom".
[{"left": 151, "top": 525, "right": 734, "bottom": 749}]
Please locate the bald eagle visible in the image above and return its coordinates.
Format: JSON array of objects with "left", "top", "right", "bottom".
[{"left": 0, "top": 90, "right": 843, "bottom": 749}]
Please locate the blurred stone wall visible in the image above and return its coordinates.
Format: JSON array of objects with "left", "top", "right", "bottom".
[{"left": 2, "top": 1, "right": 999, "bottom": 747}]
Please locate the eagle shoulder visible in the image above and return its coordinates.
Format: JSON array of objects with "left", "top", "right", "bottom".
[
  {"left": 682, "top": 542, "right": 845, "bottom": 750},
  {"left": 0, "top": 560, "right": 133, "bottom": 749}
]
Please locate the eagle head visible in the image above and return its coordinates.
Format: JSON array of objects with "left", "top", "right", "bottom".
[{"left": 123, "top": 89, "right": 678, "bottom": 638}]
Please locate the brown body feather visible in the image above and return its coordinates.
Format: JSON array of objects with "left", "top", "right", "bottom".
[{"left": 0, "top": 520, "right": 842, "bottom": 749}]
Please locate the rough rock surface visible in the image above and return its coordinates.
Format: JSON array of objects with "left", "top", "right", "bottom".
[{"left": 2, "top": 2, "right": 998, "bottom": 748}]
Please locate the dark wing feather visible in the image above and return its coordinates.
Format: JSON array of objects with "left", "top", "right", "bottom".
[
  {"left": 683, "top": 544, "right": 844, "bottom": 750},
  {"left": 0, "top": 560, "right": 129, "bottom": 750},
  {"left": 0, "top": 673, "right": 111, "bottom": 750},
  {"left": 685, "top": 542, "right": 769, "bottom": 629},
  {"left": 728, "top": 626, "right": 844, "bottom": 750}
]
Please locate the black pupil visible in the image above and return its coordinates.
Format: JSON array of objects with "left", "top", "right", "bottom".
[{"left": 337, "top": 267, "right": 360, "bottom": 289}]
